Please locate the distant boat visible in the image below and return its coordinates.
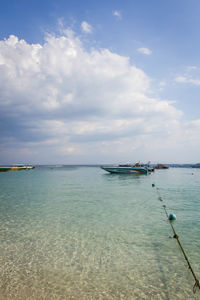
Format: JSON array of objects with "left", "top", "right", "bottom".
[
  {"left": 154, "top": 164, "right": 169, "bottom": 169},
  {"left": 0, "top": 165, "right": 35, "bottom": 172},
  {"left": 101, "top": 163, "right": 150, "bottom": 174},
  {"left": 191, "top": 163, "right": 200, "bottom": 168}
]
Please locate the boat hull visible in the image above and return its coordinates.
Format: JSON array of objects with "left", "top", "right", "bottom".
[
  {"left": 101, "top": 166, "right": 148, "bottom": 174},
  {"left": 0, "top": 166, "right": 35, "bottom": 172}
]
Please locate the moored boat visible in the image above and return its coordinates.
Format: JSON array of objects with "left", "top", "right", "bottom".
[
  {"left": 191, "top": 163, "right": 200, "bottom": 168},
  {"left": 154, "top": 163, "right": 169, "bottom": 169},
  {"left": 0, "top": 165, "right": 35, "bottom": 172},
  {"left": 101, "top": 163, "right": 149, "bottom": 174}
]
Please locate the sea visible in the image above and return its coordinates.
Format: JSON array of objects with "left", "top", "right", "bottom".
[{"left": 0, "top": 166, "right": 200, "bottom": 300}]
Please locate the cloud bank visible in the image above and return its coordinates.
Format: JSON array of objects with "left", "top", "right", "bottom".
[{"left": 0, "top": 30, "right": 199, "bottom": 164}]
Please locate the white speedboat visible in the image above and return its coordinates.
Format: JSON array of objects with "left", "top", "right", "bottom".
[{"left": 101, "top": 163, "right": 149, "bottom": 174}]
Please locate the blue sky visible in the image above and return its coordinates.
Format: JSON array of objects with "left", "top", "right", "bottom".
[{"left": 0, "top": 0, "right": 200, "bottom": 164}]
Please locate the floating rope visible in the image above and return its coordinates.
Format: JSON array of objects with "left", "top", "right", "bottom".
[{"left": 152, "top": 184, "right": 200, "bottom": 294}]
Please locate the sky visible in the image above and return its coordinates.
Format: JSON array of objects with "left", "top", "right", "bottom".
[{"left": 0, "top": 0, "right": 200, "bottom": 165}]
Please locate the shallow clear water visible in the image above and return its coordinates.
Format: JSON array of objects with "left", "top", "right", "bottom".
[{"left": 0, "top": 166, "right": 200, "bottom": 299}]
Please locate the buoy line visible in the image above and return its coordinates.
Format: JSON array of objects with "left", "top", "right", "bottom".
[{"left": 152, "top": 183, "right": 200, "bottom": 294}]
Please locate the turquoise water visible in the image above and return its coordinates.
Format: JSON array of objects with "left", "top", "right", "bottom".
[{"left": 0, "top": 166, "right": 200, "bottom": 299}]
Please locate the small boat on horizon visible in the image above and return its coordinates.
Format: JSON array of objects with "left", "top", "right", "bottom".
[
  {"left": 0, "top": 165, "right": 35, "bottom": 172},
  {"left": 154, "top": 164, "right": 169, "bottom": 169},
  {"left": 101, "top": 162, "right": 151, "bottom": 175},
  {"left": 191, "top": 163, "right": 200, "bottom": 168}
]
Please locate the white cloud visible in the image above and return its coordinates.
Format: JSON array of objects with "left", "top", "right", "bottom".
[
  {"left": 175, "top": 76, "right": 187, "bottom": 83},
  {"left": 137, "top": 47, "right": 152, "bottom": 55},
  {"left": 1, "top": 31, "right": 199, "bottom": 164},
  {"left": 81, "top": 21, "right": 93, "bottom": 33},
  {"left": 175, "top": 66, "right": 200, "bottom": 86},
  {"left": 175, "top": 76, "right": 200, "bottom": 86},
  {"left": 112, "top": 10, "right": 122, "bottom": 19}
]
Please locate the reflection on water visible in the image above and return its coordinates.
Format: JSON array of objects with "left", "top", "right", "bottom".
[{"left": 102, "top": 172, "right": 145, "bottom": 184}]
